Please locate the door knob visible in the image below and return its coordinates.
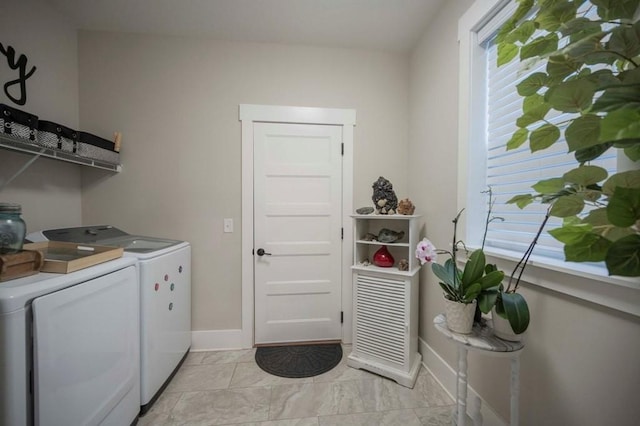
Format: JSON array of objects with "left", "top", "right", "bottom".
[{"left": 256, "top": 248, "right": 272, "bottom": 256}]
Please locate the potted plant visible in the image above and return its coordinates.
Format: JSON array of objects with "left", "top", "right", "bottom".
[
  {"left": 485, "top": 208, "right": 552, "bottom": 340},
  {"left": 496, "top": 0, "right": 640, "bottom": 277},
  {"left": 416, "top": 209, "right": 505, "bottom": 334},
  {"left": 475, "top": 188, "right": 549, "bottom": 340},
  {"left": 418, "top": 187, "right": 548, "bottom": 339}
]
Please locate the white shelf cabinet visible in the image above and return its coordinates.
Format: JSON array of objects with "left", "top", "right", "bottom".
[{"left": 347, "top": 214, "right": 422, "bottom": 388}]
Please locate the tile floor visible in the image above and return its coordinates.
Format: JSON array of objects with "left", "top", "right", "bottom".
[{"left": 138, "top": 345, "right": 455, "bottom": 426}]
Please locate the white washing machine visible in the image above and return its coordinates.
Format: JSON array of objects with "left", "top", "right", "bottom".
[
  {"left": 0, "top": 257, "right": 140, "bottom": 426},
  {"left": 28, "top": 226, "right": 192, "bottom": 414}
]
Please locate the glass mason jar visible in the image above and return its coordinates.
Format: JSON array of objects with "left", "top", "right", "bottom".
[{"left": 0, "top": 203, "right": 26, "bottom": 254}]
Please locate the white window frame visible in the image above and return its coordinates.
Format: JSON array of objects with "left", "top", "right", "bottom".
[{"left": 458, "top": 0, "right": 640, "bottom": 317}]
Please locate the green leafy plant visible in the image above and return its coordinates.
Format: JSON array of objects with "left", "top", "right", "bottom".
[
  {"left": 416, "top": 209, "right": 505, "bottom": 304},
  {"left": 497, "top": 0, "right": 640, "bottom": 277}
]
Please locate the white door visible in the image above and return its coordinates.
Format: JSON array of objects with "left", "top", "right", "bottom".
[{"left": 254, "top": 122, "right": 343, "bottom": 345}]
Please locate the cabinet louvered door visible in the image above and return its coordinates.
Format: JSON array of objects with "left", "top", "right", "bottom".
[{"left": 354, "top": 274, "right": 408, "bottom": 368}]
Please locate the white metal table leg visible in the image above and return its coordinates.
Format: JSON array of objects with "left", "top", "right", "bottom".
[
  {"left": 457, "top": 345, "right": 469, "bottom": 426},
  {"left": 510, "top": 355, "right": 520, "bottom": 426}
]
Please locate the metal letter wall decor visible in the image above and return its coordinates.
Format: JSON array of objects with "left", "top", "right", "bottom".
[{"left": 0, "top": 42, "right": 37, "bottom": 106}]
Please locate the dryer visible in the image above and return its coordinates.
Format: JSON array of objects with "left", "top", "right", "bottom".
[
  {"left": 28, "top": 226, "right": 192, "bottom": 414},
  {"left": 0, "top": 257, "right": 140, "bottom": 426}
]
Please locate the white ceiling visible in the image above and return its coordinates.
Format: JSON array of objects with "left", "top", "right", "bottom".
[{"left": 44, "top": 0, "right": 445, "bottom": 53}]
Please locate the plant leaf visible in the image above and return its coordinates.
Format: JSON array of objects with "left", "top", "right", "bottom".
[
  {"left": 432, "top": 262, "right": 455, "bottom": 287},
  {"left": 607, "top": 21, "right": 640, "bottom": 58},
  {"left": 587, "top": 69, "right": 621, "bottom": 90},
  {"left": 530, "top": 124, "right": 561, "bottom": 152},
  {"left": 506, "top": 128, "right": 529, "bottom": 150},
  {"left": 550, "top": 194, "right": 585, "bottom": 217},
  {"left": 562, "top": 31, "right": 610, "bottom": 64},
  {"left": 517, "top": 72, "right": 550, "bottom": 96},
  {"left": 625, "top": 145, "right": 640, "bottom": 161},
  {"left": 507, "top": 194, "right": 535, "bottom": 209},
  {"left": 463, "top": 283, "right": 482, "bottom": 302},
  {"left": 602, "top": 170, "right": 640, "bottom": 196},
  {"left": 599, "top": 109, "right": 640, "bottom": 142},
  {"left": 521, "top": 33, "right": 560, "bottom": 60},
  {"left": 575, "top": 142, "right": 613, "bottom": 163},
  {"left": 563, "top": 215, "right": 582, "bottom": 226},
  {"left": 605, "top": 234, "right": 640, "bottom": 277},
  {"left": 535, "top": 1, "right": 579, "bottom": 32},
  {"left": 591, "top": 0, "right": 640, "bottom": 21},
  {"left": 461, "top": 250, "right": 486, "bottom": 290},
  {"left": 592, "top": 84, "right": 640, "bottom": 113},
  {"left": 505, "top": 20, "right": 537, "bottom": 44},
  {"left": 607, "top": 187, "right": 640, "bottom": 227},
  {"left": 620, "top": 67, "right": 640, "bottom": 85},
  {"left": 478, "top": 289, "right": 499, "bottom": 314},
  {"left": 439, "top": 282, "right": 458, "bottom": 301},
  {"left": 546, "top": 54, "right": 581, "bottom": 79},
  {"left": 478, "top": 270, "right": 505, "bottom": 290},
  {"left": 517, "top": 94, "right": 552, "bottom": 127},
  {"left": 563, "top": 165, "right": 608, "bottom": 186},
  {"left": 501, "top": 292, "right": 530, "bottom": 334},
  {"left": 564, "top": 233, "right": 612, "bottom": 262},
  {"left": 545, "top": 78, "right": 596, "bottom": 113},
  {"left": 549, "top": 223, "right": 594, "bottom": 244},
  {"left": 560, "top": 17, "right": 603, "bottom": 39},
  {"left": 583, "top": 208, "right": 635, "bottom": 241},
  {"left": 496, "top": 0, "right": 534, "bottom": 44},
  {"left": 565, "top": 114, "right": 601, "bottom": 152},
  {"left": 533, "top": 178, "right": 565, "bottom": 194},
  {"left": 498, "top": 43, "right": 519, "bottom": 66}
]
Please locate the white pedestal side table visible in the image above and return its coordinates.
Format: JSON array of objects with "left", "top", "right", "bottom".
[{"left": 433, "top": 314, "right": 524, "bottom": 426}]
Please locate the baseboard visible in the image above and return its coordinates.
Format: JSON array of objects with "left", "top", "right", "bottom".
[
  {"left": 191, "top": 329, "right": 247, "bottom": 351},
  {"left": 419, "top": 337, "right": 506, "bottom": 426}
]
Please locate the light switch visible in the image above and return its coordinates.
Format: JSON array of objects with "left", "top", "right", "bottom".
[{"left": 223, "top": 218, "right": 234, "bottom": 233}]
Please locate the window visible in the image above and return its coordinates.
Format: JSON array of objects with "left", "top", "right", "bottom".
[
  {"left": 462, "top": 1, "right": 618, "bottom": 262},
  {"left": 482, "top": 17, "right": 617, "bottom": 260},
  {"left": 458, "top": 0, "right": 639, "bottom": 317}
]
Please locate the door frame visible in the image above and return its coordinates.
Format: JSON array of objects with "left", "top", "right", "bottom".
[{"left": 239, "top": 104, "right": 356, "bottom": 348}]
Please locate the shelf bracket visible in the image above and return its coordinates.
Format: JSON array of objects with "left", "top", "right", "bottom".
[{"left": 0, "top": 148, "right": 45, "bottom": 192}]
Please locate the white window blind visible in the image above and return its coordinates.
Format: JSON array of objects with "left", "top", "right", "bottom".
[{"left": 480, "top": 19, "right": 617, "bottom": 260}]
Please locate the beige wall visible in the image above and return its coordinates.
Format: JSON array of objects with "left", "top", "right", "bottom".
[
  {"left": 0, "top": 0, "right": 81, "bottom": 232},
  {"left": 409, "top": 1, "right": 640, "bottom": 425},
  {"left": 7, "top": 3, "right": 638, "bottom": 423},
  {"left": 78, "top": 31, "right": 410, "bottom": 331}
]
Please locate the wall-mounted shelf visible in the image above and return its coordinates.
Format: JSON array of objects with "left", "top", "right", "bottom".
[{"left": 0, "top": 133, "right": 122, "bottom": 172}]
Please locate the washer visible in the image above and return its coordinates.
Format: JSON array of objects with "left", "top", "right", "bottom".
[
  {"left": 0, "top": 257, "right": 140, "bottom": 426},
  {"left": 28, "top": 226, "right": 192, "bottom": 414}
]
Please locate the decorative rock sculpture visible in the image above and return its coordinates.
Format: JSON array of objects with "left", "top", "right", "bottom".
[
  {"left": 356, "top": 206, "right": 374, "bottom": 215},
  {"left": 377, "top": 228, "right": 405, "bottom": 243},
  {"left": 398, "top": 259, "right": 409, "bottom": 271},
  {"left": 397, "top": 198, "right": 415, "bottom": 215},
  {"left": 363, "top": 233, "right": 377, "bottom": 241},
  {"left": 372, "top": 176, "right": 398, "bottom": 215}
]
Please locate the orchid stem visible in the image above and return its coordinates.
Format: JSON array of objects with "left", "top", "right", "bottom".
[{"left": 507, "top": 206, "right": 551, "bottom": 293}]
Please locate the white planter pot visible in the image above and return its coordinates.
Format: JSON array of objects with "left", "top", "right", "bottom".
[
  {"left": 492, "top": 306, "right": 524, "bottom": 342},
  {"left": 444, "top": 299, "right": 476, "bottom": 334}
]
